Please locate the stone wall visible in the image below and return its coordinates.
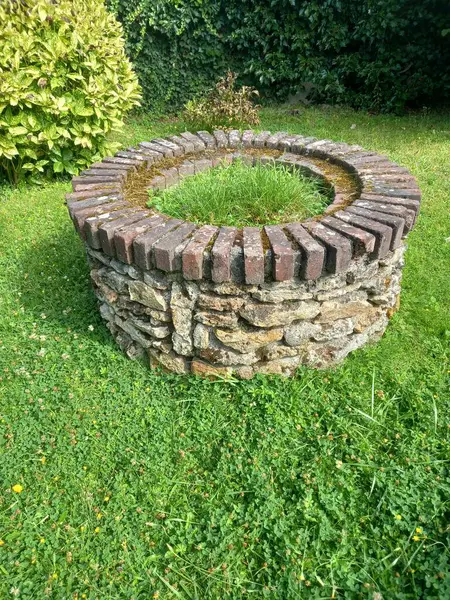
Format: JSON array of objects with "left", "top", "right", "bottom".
[{"left": 67, "top": 130, "right": 421, "bottom": 377}]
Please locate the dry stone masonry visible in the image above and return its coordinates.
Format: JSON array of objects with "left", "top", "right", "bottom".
[{"left": 67, "top": 130, "right": 421, "bottom": 377}]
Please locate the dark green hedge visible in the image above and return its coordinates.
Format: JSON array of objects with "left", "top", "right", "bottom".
[{"left": 108, "top": 0, "right": 450, "bottom": 113}]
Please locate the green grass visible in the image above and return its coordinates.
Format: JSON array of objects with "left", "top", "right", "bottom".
[
  {"left": 147, "top": 160, "right": 330, "bottom": 226},
  {"left": 0, "top": 106, "right": 449, "bottom": 599}
]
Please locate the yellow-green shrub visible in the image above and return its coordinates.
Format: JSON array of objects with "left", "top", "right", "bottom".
[{"left": 0, "top": 0, "right": 141, "bottom": 184}]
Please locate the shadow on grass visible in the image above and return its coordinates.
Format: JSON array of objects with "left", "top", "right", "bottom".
[{"left": 12, "top": 223, "right": 112, "bottom": 343}]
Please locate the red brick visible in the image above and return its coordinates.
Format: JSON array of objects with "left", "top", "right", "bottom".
[
  {"left": 333, "top": 210, "right": 392, "bottom": 259},
  {"left": 152, "top": 137, "right": 184, "bottom": 156},
  {"left": 264, "top": 225, "right": 295, "bottom": 281},
  {"left": 321, "top": 216, "right": 376, "bottom": 256},
  {"left": 72, "top": 175, "right": 122, "bottom": 191},
  {"left": 167, "top": 135, "right": 195, "bottom": 154},
  {"left": 102, "top": 156, "right": 143, "bottom": 167},
  {"left": 114, "top": 215, "right": 166, "bottom": 264},
  {"left": 359, "top": 193, "right": 420, "bottom": 217},
  {"left": 284, "top": 223, "right": 325, "bottom": 280},
  {"left": 116, "top": 150, "right": 153, "bottom": 166},
  {"left": 67, "top": 194, "right": 122, "bottom": 216},
  {"left": 182, "top": 225, "right": 219, "bottom": 280},
  {"left": 243, "top": 227, "right": 265, "bottom": 284},
  {"left": 306, "top": 222, "right": 353, "bottom": 273},
  {"left": 180, "top": 132, "right": 206, "bottom": 151},
  {"left": 363, "top": 185, "right": 421, "bottom": 201},
  {"left": 213, "top": 130, "right": 229, "bottom": 148},
  {"left": 196, "top": 131, "right": 217, "bottom": 148},
  {"left": 89, "top": 162, "right": 135, "bottom": 172},
  {"left": 353, "top": 200, "right": 415, "bottom": 232},
  {"left": 153, "top": 222, "right": 197, "bottom": 271},
  {"left": 139, "top": 141, "right": 173, "bottom": 157},
  {"left": 133, "top": 219, "right": 183, "bottom": 270},
  {"left": 99, "top": 210, "right": 150, "bottom": 257},
  {"left": 65, "top": 188, "right": 121, "bottom": 202},
  {"left": 345, "top": 206, "right": 405, "bottom": 248},
  {"left": 84, "top": 208, "right": 140, "bottom": 248},
  {"left": 79, "top": 168, "right": 126, "bottom": 180},
  {"left": 70, "top": 200, "right": 127, "bottom": 237},
  {"left": 211, "top": 227, "right": 237, "bottom": 283},
  {"left": 241, "top": 130, "right": 255, "bottom": 147}
]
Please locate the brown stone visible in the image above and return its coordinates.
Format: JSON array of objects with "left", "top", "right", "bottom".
[
  {"left": 194, "top": 311, "right": 239, "bottom": 329},
  {"left": 191, "top": 360, "right": 232, "bottom": 378},
  {"left": 214, "top": 327, "right": 283, "bottom": 353},
  {"left": 240, "top": 301, "right": 320, "bottom": 327},
  {"left": 284, "top": 322, "right": 321, "bottom": 346},
  {"left": 199, "top": 346, "right": 257, "bottom": 366},
  {"left": 149, "top": 350, "right": 188, "bottom": 374},
  {"left": 129, "top": 281, "right": 168, "bottom": 311},
  {"left": 197, "top": 294, "right": 245, "bottom": 312},
  {"left": 317, "top": 300, "right": 376, "bottom": 323}
]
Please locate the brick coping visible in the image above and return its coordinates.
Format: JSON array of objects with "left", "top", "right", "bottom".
[{"left": 67, "top": 130, "right": 421, "bottom": 285}]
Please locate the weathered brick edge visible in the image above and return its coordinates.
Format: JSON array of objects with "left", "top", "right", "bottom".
[{"left": 67, "top": 130, "right": 420, "bottom": 286}]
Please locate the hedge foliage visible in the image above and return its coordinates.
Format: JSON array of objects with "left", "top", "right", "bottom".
[
  {"left": 108, "top": 0, "right": 450, "bottom": 113},
  {"left": 0, "top": 0, "right": 140, "bottom": 184}
]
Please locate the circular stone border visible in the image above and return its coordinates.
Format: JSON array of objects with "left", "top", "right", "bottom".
[{"left": 66, "top": 130, "right": 421, "bottom": 376}]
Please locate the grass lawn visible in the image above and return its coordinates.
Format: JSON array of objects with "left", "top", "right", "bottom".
[
  {"left": 147, "top": 160, "right": 330, "bottom": 227},
  {"left": 0, "top": 106, "right": 449, "bottom": 599}
]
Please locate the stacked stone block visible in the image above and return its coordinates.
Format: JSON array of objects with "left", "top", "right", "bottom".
[{"left": 66, "top": 130, "right": 421, "bottom": 377}]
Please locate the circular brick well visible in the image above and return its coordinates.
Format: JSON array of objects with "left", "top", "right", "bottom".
[{"left": 67, "top": 130, "right": 421, "bottom": 377}]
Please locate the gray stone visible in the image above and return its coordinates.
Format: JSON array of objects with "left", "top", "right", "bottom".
[
  {"left": 170, "top": 282, "right": 194, "bottom": 340},
  {"left": 114, "top": 315, "right": 152, "bottom": 348},
  {"left": 99, "top": 302, "right": 115, "bottom": 321},
  {"left": 214, "top": 327, "right": 283, "bottom": 353},
  {"left": 193, "top": 324, "right": 210, "bottom": 349},
  {"left": 200, "top": 345, "right": 258, "bottom": 366},
  {"left": 194, "top": 311, "right": 239, "bottom": 329},
  {"left": 312, "top": 318, "right": 354, "bottom": 342},
  {"left": 149, "top": 350, "right": 188, "bottom": 374},
  {"left": 102, "top": 269, "right": 129, "bottom": 294},
  {"left": 143, "top": 271, "right": 170, "bottom": 290},
  {"left": 124, "top": 264, "right": 142, "bottom": 280},
  {"left": 251, "top": 287, "right": 313, "bottom": 303},
  {"left": 151, "top": 340, "right": 172, "bottom": 354},
  {"left": 130, "top": 317, "right": 170, "bottom": 339},
  {"left": 240, "top": 301, "right": 320, "bottom": 328},
  {"left": 172, "top": 332, "right": 193, "bottom": 356},
  {"left": 110, "top": 258, "right": 128, "bottom": 274},
  {"left": 284, "top": 321, "right": 321, "bottom": 346},
  {"left": 316, "top": 300, "right": 375, "bottom": 323},
  {"left": 126, "top": 343, "right": 146, "bottom": 361},
  {"left": 129, "top": 281, "right": 168, "bottom": 311},
  {"left": 86, "top": 247, "right": 111, "bottom": 266}
]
